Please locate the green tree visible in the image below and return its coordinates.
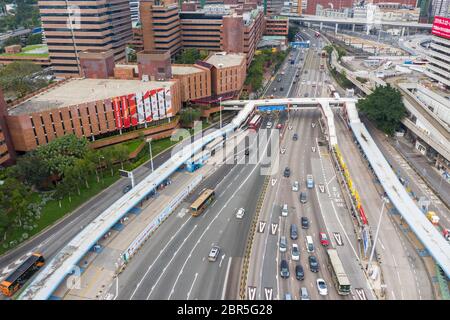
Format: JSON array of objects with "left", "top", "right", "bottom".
[
  {"left": 0, "top": 61, "right": 42, "bottom": 97},
  {"left": 357, "top": 84, "right": 407, "bottom": 136},
  {"left": 175, "top": 48, "right": 206, "bottom": 64},
  {"left": 179, "top": 108, "right": 201, "bottom": 126},
  {"left": 0, "top": 178, "right": 31, "bottom": 236},
  {"left": 13, "top": 152, "right": 49, "bottom": 189},
  {"left": 26, "top": 33, "right": 42, "bottom": 46},
  {"left": 114, "top": 145, "right": 129, "bottom": 170}
]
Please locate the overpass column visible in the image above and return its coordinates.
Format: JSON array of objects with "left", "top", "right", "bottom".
[
  {"left": 352, "top": 24, "right": 355, "bottom": 32},
  {"left": 335, "top": 23, "right": 338, "bottom": 34},
  {"left": 320, "top": 22, "right": 323, "bottom": 30},
  {"left": 401, "top": 27, "right": 405, "bottom": 37}
]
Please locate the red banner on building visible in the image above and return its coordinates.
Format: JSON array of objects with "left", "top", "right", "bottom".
[
  {"left": 128, "top": 93, "right": 138, "bottom": 126},
  {"left": 143, "top": 90, "right": 152, "bottom": 122},
  {"left": 432, "top": 16, "right": 450, "bottom": 40},
  {"left": 112, "top": 97, "right": 122, "bottom": 129},
  {"left": 121, "top": 95, "right": 130, "bottom": 128}
]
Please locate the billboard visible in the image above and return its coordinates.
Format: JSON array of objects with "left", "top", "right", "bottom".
[
  {"left": 165, "top": 87, "right": 173, "bottom": 117},
  {"left": 121, "top": 95, "right": 130, "bottom": 128},
  {"left": 432, "top": 16, "right": 450, "bottom": 40},
  {"left": 158, "top": 89, "right": 166, "bottom": 118},
  {"left": 128, "top": 93, "right": 138, "bottom": 126},
  {"left": 151, "top": 89, "right": 159, "bottom": 120},
  {"left": 136, "top": 92, "right": 145, "bottom": 124},
  {"left": 112, "top": 97, "right": 122, "bottom": 128},
  {"left": 143, "top": 91, "right": 152, "bottom": 122}
]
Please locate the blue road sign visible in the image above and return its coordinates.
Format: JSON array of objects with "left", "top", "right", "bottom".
[
  {"left": 257, "top": 105, "right": 286, "bottom": 112},
  {"left": 363, "top": 227, "right": 370, "bottom": 257},
  {"left": 290, "top": 41, "right": 310, "bottom": 48}
]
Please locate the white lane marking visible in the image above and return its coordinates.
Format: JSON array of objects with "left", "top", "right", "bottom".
[
  {"left": 128, "top": 216, "right": 191, "bottom": 298},
  {"left": 186, "top": 273, "right": 199, "bottom": 300},
  {"left": 378, "top": 238, "right": 386, "bottom": 251},
  {"left": 219, "top": 254, "right": 226, "bottom": 268},
  {"left": 264, "top": 287, "right": 273, "bottom": 300},
  {"left": 221, "top": 257, "right": 232, "bottom": 300},
  {"left": 258, "top": 221, "right": 267, "bottom": 233},
  {"left": 147, "top": 225, "right": 198, "bottom": 300},
  {"left": 166, "top": 137, "right": 273, "bottom": 299},
  {"left": 248, "top": 286, "right": 257, "bottom": 300}
]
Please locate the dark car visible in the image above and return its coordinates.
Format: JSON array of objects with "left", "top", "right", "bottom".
[
  {"left": 123, "top": 185, "right": 132, "bottom": 194},
  {"left": 304, "top": 93, "right": 309, "bottom": 97},
  {"left": 280, "top": 259, "right": 290, "bottom": 278},
  {"left": 308, "top": 255, "right": 319, "bottom": 272},
  {"left": 293, "top": 133, "right": 298, "bottom": 141},
  {"left": 301, "top": 216, "right": 309, "bottom": 229},
  {"left": 290, "top": 224, "right": 298, "bottom": 240},
  {"left": 300, "top": 192, "right": 307, "bottom": 204},
  {"left": 280, "top": 87, "right": 284, "bottom": 91},
  {"left": 284, "top": 167, "right": 291, "bottom": 177},
  {"left": 245, "top": 148, "right": 250, "bottom": 155},
  {"left": 295, "top": 264, "right": 305, "bottom": 280}
]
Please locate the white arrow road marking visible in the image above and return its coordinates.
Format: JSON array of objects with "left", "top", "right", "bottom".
[
  {"left": 318, "top": 184, "right": 325, "bottom": 193},
  {"left": 248, "top": 286, "right": 257, "bottom": 300},
  {"left": 219, "top": 254, "right": 226, "bottom": 268},
  {"left": 2, "top": 266, "right": 14, "bottom": 275},
  {"left": 270, "top": 223, "right": 278, "bottom": 235},
  {"left": 264, "top": 287, "right": 273, "bottom": 300},
  {"left": 333, "top": 232, "right": 343, "bottom": 246},
  {"left": 271, "top": 179, "right": 277, "bottom": 186},
  {"left": 258, "top": 221, "right": 267, "bottom": 233},
  {"left": 355, "top": 288, "right": 367, "bottom": 300}
]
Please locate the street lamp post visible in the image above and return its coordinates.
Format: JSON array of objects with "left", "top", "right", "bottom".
[
  {"left": 219, "top": 97, "right": 222, "bottom": 129},
  {"left": 367, "top": 196, "right": 388, "bottom": 273},
  {"left": 147, "top": 138, "right": 154, "bottom": 172}
]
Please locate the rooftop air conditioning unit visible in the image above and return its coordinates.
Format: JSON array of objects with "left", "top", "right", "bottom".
[
  {"left": 218, "top": 63, "right": 224, "bottom": 68},
  {"left": 142, "top": 75, "right": 149, "bottom": 82}
]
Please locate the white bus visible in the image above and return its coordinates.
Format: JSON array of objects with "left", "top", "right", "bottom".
[{"left": 327, "top": 249, "right": 351, "bottom": 295}]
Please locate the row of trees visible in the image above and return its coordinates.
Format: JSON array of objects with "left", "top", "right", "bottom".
[
  {"left": 175, "top": 48, "right": 208, "bottom": 64},
  {"left": 0, "top": 0, "right": 40, "bottom": 33},
  {"left": 0, "top": 135, "right": 132, "bottom": 242},
  {"left": 0, "top": 61, "right": 50, "bottom": 99}
]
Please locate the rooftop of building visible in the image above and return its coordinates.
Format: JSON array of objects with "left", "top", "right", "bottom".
[
  {"left": 205, "top": 52, "right": 246, "bottom": 68},
  {"left": 0, "top": 44, "right": 48, "bottom": 58},
  {"left": 172, "top": 64, "right": 205, "bottom": 75},
  {"left": 8, "top": 78, "right": 174, "bottom": 116}
]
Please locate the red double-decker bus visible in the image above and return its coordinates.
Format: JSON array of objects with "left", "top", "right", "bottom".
[{"left": 248, "top": 114, "right": 262, "bottom": 131}]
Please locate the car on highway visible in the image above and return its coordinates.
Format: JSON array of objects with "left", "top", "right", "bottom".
[
  {"left": 304, "top": 93, "right": 309, "bottom": 97},
  {"left": 281, "top": 203, "right": 289, "bottom": 217},
  {"left": 208, "top": 246, "right": 220, "bottom": 262},
  {"left": 290, "top": 223, "right": 298, "bottom": 240},
  {"left": 308, "top": 255, "right": 319, "bottom": 272},
  {"left": 279, "top": 87, "right": 284, "bottom": 91},
  {"left": 306, "top": 235, "right": 314, "bottom": 252},
  {"left": 306, "top": 174, "right": 314, "bottom": 189},
  {"left": 280, "top": 259, "right": 290, "bottom": 278},
  {"left": 293, "top": 133, "right": 298, "bottom": 140},
  {"left": 281, "top": 71, "right": 285, "bottom": 75},
  {"left": 299, "top": 191, "right": 307, "bottom": 203},
  {"left": 273, "top": 87, "right": 277, "bottom": 92},
  {"left": 284, "top": 167, "right": 291, "bottom": 177},
  {"left": 300, "top": 287, "right": 310, "bottom": 300},
  {"left": 236, "top": 208, "right": 245, "bottom": 219},
  {"left": 295, "top": 264, "right": 305, "bottom": 280},
  {"left": 277, "top": 77, "right": 282, "bottom": 82},
  {"left": 316, "top": 279, "right": 328, "bottom": 295},
  {"left": 266, "top": 122, "right": 273, "bottom": 129},
  {"left": 304, "top": 70, "right": 308, "bottom": 74},
  {"left": 291, "top": 244, "right": 300, "bottom": 261},
  {"left": 276, "top": 123, "right": 283, "bottom": 129},
  {"left": 319, "top": 232, "right": 329, "bottom": 246},
  {"left": 279, "top": 236, "right": 287, "bottom": 252},
  {"left": 245, "top": 148, "right": 250, "bottom": 155},
  {"left": 284, "top": 293, "right": 292, "bottom": 300},
  {"left": 301, "top": 216, "right": 309, "bottom": 229},
  {"left": 292, "top": 181, "right": 299, "bottom": 192},
  {"left": 123, "top": 185, "right": 132, "bottom": 194}
]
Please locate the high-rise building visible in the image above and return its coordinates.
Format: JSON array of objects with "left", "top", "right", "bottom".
[
  {"left": 0, "top": 89, "right": 15, "bottom": 166},
  {"left": 425, "top": 16, "right": 450, "bottom": 88},
  {"left": 305, "top": 0, "right": 353, "bottom": 15},
  {"left": 130, "top": 0, "right": 140, "bottom": 23},
  {"left": 140, "top": 0, "right": 183, "bottom": 55},
  {"left": 39, "top": 0, "right": 133, "bottom": 77},
  {"left": 431, "top": 0, "right": 450, "bottom": 17}
]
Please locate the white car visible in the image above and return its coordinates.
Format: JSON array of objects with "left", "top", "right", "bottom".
[
  {"left": 291, "top": 244, "right": 300, "bottom": 261},
  {"left": 208, "top": 246, "right": 220, "bottom": 262},
  {"left": 292, "top": 181, "right": 299, "bottom": 192},
  {"left": 236, "top": 208, "right": 245, "bottom": 219},
  {"left": 266, "top": 122, "right": 273, "bottom": 129},
  {"left": 316, "top": 278, "right": 328, "bottom": 295}
]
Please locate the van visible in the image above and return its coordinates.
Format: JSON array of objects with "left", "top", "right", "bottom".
[
  {"left": 306, "top": 235, "right": 314, "bottom": 253},
  {"left": 290, "top": 224, "right": 298, "bottom": 240},
  {"left": 279, "top": 236, "right": 287, "bottom": 252},
  {"left": 281, "top": 204, "right": 288, "bottom": 217}
]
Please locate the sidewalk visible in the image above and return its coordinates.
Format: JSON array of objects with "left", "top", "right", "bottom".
[{"left": 393, "top": 137, "right": 450, "bottom": 207}]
